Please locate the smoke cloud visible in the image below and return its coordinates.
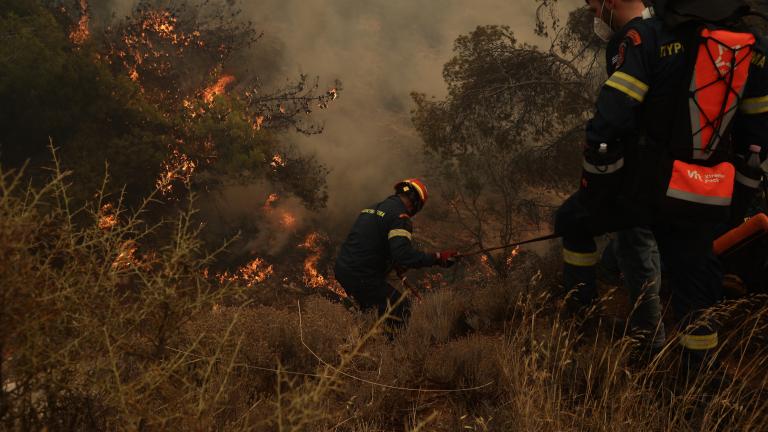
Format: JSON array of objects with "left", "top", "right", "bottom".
[
  {"left": 239, "top": 0, "right": 584, "bottom": 233},
  {"left": 94, "top": 0, "right": 581, "bottom": 250}
]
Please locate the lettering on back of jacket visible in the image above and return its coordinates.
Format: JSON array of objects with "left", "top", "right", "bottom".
[
  {"left": 660, "top": 42, "right": 684, "bottom": 58},
  {"left": 752, "top": 52, "right": 766, "bottom": 68}
]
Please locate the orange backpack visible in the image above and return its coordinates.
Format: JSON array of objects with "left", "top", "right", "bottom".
[{"left": 660, "top": 27, "right": 756, "bottom": 221}]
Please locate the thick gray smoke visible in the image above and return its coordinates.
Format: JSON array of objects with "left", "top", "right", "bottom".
[
  {"left": 239, "top": 0, "right": 578, "bottom": 233},
  {"left": 94, "top": 0, "right": 581, "bottom": 251}
]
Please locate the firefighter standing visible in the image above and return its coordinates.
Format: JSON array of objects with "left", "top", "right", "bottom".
[
  {"left": 334, "top": 179, "right": 459, "bottom": 325},
  {"left": 558, "top": 0, "right": 768, "bottom": 371},
  {"left": 595, "top": 2, "right": 665, "bottom": 356}
]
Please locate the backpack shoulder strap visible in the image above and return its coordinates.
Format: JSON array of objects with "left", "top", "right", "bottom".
[{"left": 688, "top": 26, "right": 756, "bottom": 160}]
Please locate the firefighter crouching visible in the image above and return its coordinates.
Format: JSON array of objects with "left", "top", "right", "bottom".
[
  {"left": 558, "top": 0, "right": 768, "bottom": 373},
  {"left": 334, "top": 179, "right": 459, "bottom": 327}
]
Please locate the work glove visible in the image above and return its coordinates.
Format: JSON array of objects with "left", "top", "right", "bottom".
[{"left": 435, "top": 250, "right": 460, "bottom": 268}]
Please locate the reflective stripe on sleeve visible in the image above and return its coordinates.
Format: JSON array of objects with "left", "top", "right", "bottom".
[
  {"left": 388, "top": 229, "right": 412, "bottom": 240},
  {"left": 740, "top": 95, "right": 768, "bottom": 115},
  {"left": 361, "top": 208, "right": 386, "bottom": 217},
  {"left": 679, "top": 333, "right": 718, "bottom": 350},
  {"left": 583, "top": 157, "right": 625, "bottom": 175},
  {"left": 605, "top": 71, "right": 649, "bottom": 102},
  {"left": 736, "top": 171, "right": 762, "bottom": 188},
  {"left": 563, "top": 248, "right": 600, "bottom": 267}
]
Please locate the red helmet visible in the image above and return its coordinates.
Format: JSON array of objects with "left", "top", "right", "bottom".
[{"left": 394, "top": 178, "right": 428, "bottom": 214}]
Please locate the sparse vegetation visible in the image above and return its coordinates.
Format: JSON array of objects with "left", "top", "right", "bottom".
[
  {"left": 2, "top": 162, "right": 768, "bottom": 431},
  {"left": 411, "top": 7, "right": 598, "bottom": 278},
  {"left": 4, "top": 1, "right": 768, "bottom": 431}
]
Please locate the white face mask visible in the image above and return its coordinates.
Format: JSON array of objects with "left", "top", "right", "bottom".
[{"left": 593, "top": 0, "right": 615, "bottom": 42}]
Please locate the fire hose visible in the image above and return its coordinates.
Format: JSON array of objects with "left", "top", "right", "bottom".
[
  {"left": 397, "top": 232, "right": 560, "bottom": 300},
  {"left": 457, "top": 232, "right": 561, "bottom": 258}
]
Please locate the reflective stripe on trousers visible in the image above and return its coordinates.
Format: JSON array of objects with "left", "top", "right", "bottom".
[
  {"left": 563, "top": 248, "right": 600, "bottom": 267},
  {"left": 679, "top": 332, "right": 718, "bottom": 351}
]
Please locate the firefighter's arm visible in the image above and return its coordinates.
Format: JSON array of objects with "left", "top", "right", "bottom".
[
  {"left": 386, "top": 214, "right": 438, "bottom": 269},
  {"left": 581, "top": 27, "right": 651, "bottom": 208},
  {"left": 731, "top": 55, "right": 768, "bottom": 222}
]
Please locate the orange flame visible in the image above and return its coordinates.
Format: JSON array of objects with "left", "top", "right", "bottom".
[
  {"left": 98, "top": 203, "right": 118, "bottom": 230},
  {"left": 128, "top": 67, "right": 140, "bottom": 82},
  {"left": 419, "top": 273, "right": 445, "bottom": 291},
  {"left": 479, "top": 254, "right": 495, "bottom": 277},
  {"left": 203, "top": 75, "right": 235, "bottom": 104},
  {"left": 263, "top": 193, "right": 297, "bottom": 229},
  {"left": 69, "top": 0, "right": 90, "bottom": 45},
  {"left": 111, "top": 8, "right": 206, "bottom": 84},
  {"left": 156, "top": 148, "right": 196, "bottom": 196},
  {"left": 218, "top": 257, "right": 274, "bottom": 288},
  {"left": 264, "top": 193, "right": 279, "bottom": 208},
  {"left": 112, "top": 240, "right": 138, "bottom": 270},
  {"left": 318, "top": 88, "right": 338, "bottom": 109},
  {"left": 270, "top": 153, "right": 286, "bottom": 170},
  {"left": 299, "top": 232, "right": 346, "bottom": 297},
  {"left": 253, "top": 115, "right": 265, "bottom": 130},
  {"left": 505, "top": 247, "right": 520, "bottom": 269},
  {"left": 182, "top": 98, "right": 201, "bottom": 117},
  {"left": 280, "top": 212, "right": 296, "bottom": 228}
]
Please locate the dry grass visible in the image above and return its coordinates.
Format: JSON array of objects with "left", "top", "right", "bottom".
[{"left": 2, "top": 160, "right": 768, "bottom": 431}]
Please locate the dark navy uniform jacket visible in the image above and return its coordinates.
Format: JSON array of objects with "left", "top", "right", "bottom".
[
  {"left": 581, "top": 12, "right": 768, "bottom": 218},
  {"left": 335, "top": 195, "right": 436, "bottom": 278}
]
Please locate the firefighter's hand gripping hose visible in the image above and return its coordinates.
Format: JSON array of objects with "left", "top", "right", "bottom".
[
  {"left": 395, "top": 233, "right": 560, "bottom": 299},
  {"left": 435, "top": 249, "right": 460, "bottom": 267}
]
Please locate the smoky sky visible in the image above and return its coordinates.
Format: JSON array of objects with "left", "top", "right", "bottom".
[
  {"left": 238, "top": 0, "right": 582, "bottom": 230},
  {"left": 94, "top": 0, "right": 581, "bottom": 241}
]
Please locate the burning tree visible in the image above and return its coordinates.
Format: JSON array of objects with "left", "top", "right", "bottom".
[
  {"left": 1, "top": 0, "right": 337, "bottom": 211},
  {"left": 412, "top": 4, "right": 598, "bottom": 277},
  {"left": 97, "top": 0, "right": 338, "bottom": 205}
]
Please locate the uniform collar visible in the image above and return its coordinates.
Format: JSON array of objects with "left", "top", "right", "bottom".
[
  {"left": 610, "top": 14, "right": 647, "bottom": 44},
  {"left": 641, "top": 7, "right": 655, "bottom": 20}
]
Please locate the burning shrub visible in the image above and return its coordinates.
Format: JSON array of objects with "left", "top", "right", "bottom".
[
  {"left": 0, "top": 160, "right": 255, "bottom": 429},
  {"left": 4, "top": 160, "right": 768, "bottom": 430},
  {"left": 1, "top": 0, "right": 334, "bottom": 212}
]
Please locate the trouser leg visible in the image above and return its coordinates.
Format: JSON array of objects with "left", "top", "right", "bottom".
[
  {"left": 334, "top": 267, "right": 412, "bottom": 330},
  {"left": 556, "top": 193, "right": 602, "bottom": 307},
  {"left": 615, "top": 227, "right": 665, "bottom": 349},
  {"left": 652, "top": 223, "right": 723, "bottom": 368},
  {"left": 562, "top": 236, "right": 600, "bottom": 305},
  {"left": 601, "top": 235, "right": 621, "bottom": 277},
  {"left": 378, "top": 282, "right": 412, "bottom": 327}
]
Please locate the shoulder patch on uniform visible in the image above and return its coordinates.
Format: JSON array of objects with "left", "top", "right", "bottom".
[
  {"left": 398, "top": 213, "right": 410, "bottom": 219},
  {"left": 614, "top": 40, "right": 627, "bottom": 70},
  {"left": 626, "top": 29, "right": 642, "bottom": 46}
]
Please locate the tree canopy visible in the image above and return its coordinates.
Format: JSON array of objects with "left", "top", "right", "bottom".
[{"left": 0, "top": 0, "right": 335, "bottom": 209}]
